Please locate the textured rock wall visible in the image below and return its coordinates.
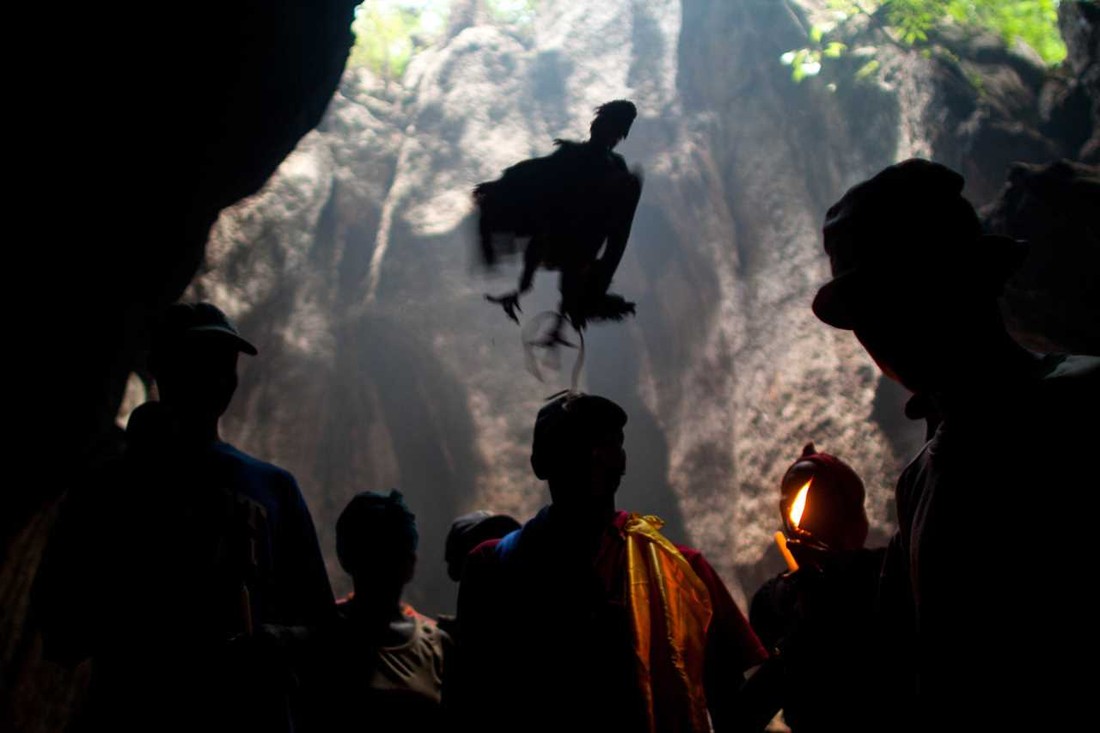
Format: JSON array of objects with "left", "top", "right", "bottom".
[{"left": 194, "top": 1, "right": 1095, "bottom": 613}]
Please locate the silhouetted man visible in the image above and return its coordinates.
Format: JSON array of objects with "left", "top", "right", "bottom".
[
  {"left": 35, "top": 302, "right": 334, "bottom": 732},
  {"left": 812, "top": 159, "right": 1099, "bottom": 730},
  {"left": 476, "top": 101, "right": 643, "bottom": 346},
  {"left": 436, "top": 510, "right": 521, "bottom": 640},
  {"left": 309, "top": 490, "right": 451, "bottom": 733},
  {"left": 453, "top": 392, "right": 766, "bottom": 733},
  {"left": 444, "top": 510, "right": 523, "bottom": 584}
]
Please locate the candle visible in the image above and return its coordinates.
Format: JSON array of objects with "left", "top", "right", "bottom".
[{"left": 774, "top": 531, "right": 799, "bottom": 572}]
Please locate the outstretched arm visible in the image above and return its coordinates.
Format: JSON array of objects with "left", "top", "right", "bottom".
[
  {"left": 593, "top": 170, "right": 642, "bottom": 293},
  {"left": 518, "top": 236, "right": 542, "bottom": 293}
]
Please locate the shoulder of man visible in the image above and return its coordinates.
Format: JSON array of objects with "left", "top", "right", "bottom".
[
  {"left": 208, "top": 444, "right": 316, "bottom": 536},
  {"left": 672, "top": 543, "right": 723, "bottom": 582},
  {"left": 1041, "top": 353, "right": 1099, "bottom": 379},
  {"left": 1035, "top": 354, "right": 1100, "bottom": 401},
  {"left": 464, "top": 538, "right": 505, "bottom": 570},
  {"left": 996, "top": 354, "right": 1100, "bottom": 451},
  {"left": 211, "top": 441, "right": 291, "bottom": 476},
  {"left": 211, "top": 442, "right": 302, "bottom": 494},
  {"left": 676, "top": 544, "right": 769, "bottom": 667},
  {"left": 675, "top": 545, "right": 729, "bottom": 602}
]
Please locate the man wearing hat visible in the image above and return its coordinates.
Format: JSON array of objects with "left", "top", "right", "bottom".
[
  {"left": 36, "top": 302, "right": 334, "bottom": 732},
  {"left": 444, "top": 510, "right": 523, "bottom": 584},
  {"left": 434, "top": 510, "right": 521, "bottom": 641},
  {"left": 813, "top": 159, "right": 1099, "bottom": 729},
  {"left": 452, "top": 392, "right": 766, "bottom": 733},
  {"left": 143, "top": 302, "right": 334, "bottom": 623}
]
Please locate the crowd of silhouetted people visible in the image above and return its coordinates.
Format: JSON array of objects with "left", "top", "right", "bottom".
[{"left": 33, "top": 159, "right": 1099, "bottom": 732}]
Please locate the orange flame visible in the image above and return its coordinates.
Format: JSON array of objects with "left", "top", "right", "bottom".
[{"left": 789, "top": 480, "right": 811, "bottom": 528}]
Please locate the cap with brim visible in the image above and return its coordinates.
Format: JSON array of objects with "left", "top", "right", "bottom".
[
  {"left": 185, "top": 324, "right": 259, "bottom": 355},
  {"left": 156, "top": 302, "right": 258, "bottom": 356}
]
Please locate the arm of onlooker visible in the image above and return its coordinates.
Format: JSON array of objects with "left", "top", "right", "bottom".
[
  {"left": 444, "top": 541, "right": 501, "bottom": 732},
  {"left": 273, "top": 473, "right": 336, "bottom": 628},
  {"left": 686, "top": 551, "right": 770, "bottom": 733},
  {"left": 725, "top": 656, "right": 786, "bottom": 733},
  {"left": 32, "top": 471, "right": 117, "bottom": 665}
]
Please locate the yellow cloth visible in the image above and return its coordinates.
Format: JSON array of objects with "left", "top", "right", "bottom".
[{"left": 624, "top": 513, "right": 713, "bottom": 733}]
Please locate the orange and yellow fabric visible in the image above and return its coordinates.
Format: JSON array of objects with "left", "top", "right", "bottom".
[{"left": 624, "top": 513, "right": 713, "bottom": 733}]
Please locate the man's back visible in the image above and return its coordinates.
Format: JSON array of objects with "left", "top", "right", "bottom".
[
  {"left": 201, "top": 441, "right": 334, "bottom": 627},
  {"left": 316, "top": 601, "right": 449, "bottom": 733},
  {"left": 35, "top": 427, "right": 333, "bottom": 731},
  {"left": 455, "top": 507, "right": 765, "bottom": 733},
  {"left": 892, "top": 354, "right": 1099, "bottom": 727},
  {"left": 456, "top": 507, "right": 643, "bottom": 732}
]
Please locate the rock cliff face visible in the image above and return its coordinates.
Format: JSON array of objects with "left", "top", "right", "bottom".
[{"left": 193, "top": 0, "right": 1096, "bottom": 611}]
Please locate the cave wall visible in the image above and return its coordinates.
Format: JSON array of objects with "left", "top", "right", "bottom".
[{"left": 192, "top": 0, "right": 1097, "bottom": 614}]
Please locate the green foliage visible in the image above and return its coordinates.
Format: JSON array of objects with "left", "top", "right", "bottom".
[
  {"left": 349, "top": 1, "right": 540, "bottom": 81},
  {"left": 349, "top": 1, "right": 444, "bottom": 80},
  {"left": 855, "top": 58, "right": 881, "bottom": 79},
  {"left": 781, "top": 0, "right": 1067, "bottom": 84},
  {"left": 486, "top": 0, "right": 538, "bottom": 30}
]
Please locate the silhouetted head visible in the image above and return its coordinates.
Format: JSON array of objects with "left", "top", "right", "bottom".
[
  {"left": 444, "top": 511, "right": 521, "bottom": 582},
  {"left": 148, "top": 303, "right": 257, "bottom": 429},
  {"left": 812, "top": 159, "right": 1026, "bottom": 393},
  {"left": 531, "top": 391, "right": 627, "bottom": 510},
  {"left": 125, "top": 401, "right": 179, "bottom": 458},
  {"left": 337, "top": 490, "right": 418, "bottom": 596},
  {"left": 589, "top": 100, "right": 637, "bottom": 149},
  {"left": 780, "top": 442, "right": 868, "bottom": 552}
]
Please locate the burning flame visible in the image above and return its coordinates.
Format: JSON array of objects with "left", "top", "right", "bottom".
[{"left": 789, "top": 480, "right": 811, "bottom": 528}]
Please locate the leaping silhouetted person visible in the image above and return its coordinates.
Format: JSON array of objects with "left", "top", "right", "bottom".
[{"left": 474, "top": 100, "right": 643, "bottom": 348}]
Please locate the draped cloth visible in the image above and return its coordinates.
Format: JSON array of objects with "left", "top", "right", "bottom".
[{"left": 624, "top": 514, "right": 713, "bottom": 733}]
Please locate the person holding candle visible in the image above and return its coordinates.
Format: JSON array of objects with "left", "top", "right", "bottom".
[{"left": 745, "top": 442, "right": 892, "bottom": 733}]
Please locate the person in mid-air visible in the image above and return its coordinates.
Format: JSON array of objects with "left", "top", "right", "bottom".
[{"left": 475, "top": 100, "right": 643, "bottom": 347}]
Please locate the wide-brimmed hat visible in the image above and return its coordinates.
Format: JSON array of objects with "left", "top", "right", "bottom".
[{"left": 812, "top": 158, "right": 1026, "bottom": 330}]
